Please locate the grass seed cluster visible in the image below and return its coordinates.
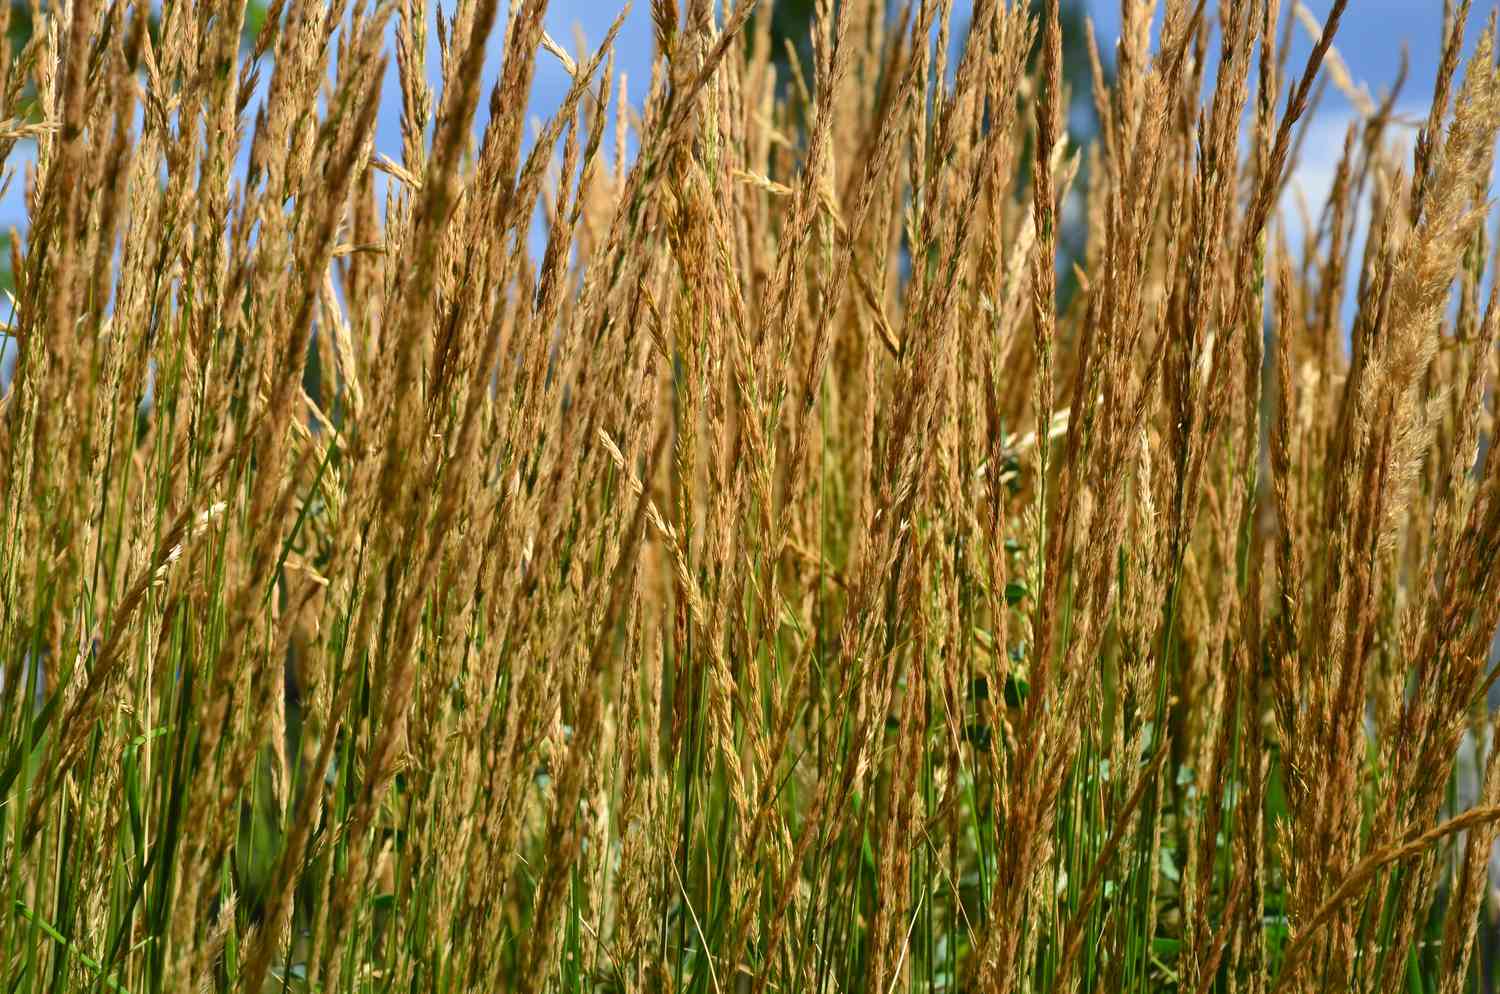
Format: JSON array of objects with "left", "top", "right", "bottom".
[{"left": 4, "top": 0, "right": 1500, "bottom": 991}]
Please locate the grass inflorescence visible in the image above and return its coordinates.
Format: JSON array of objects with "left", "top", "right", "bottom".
[{"left": 3, "top": 0, "right": 1500, "bottom": 992}]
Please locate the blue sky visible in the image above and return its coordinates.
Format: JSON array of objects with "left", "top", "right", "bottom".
[
  {"left": 495, "top": 1, "right": 1483, "bottom": 213},
  {"left": 0, "top": 3, "right": 1482, "bottom": 245},
  {"left": 507, "top": 1, "right": 1475, "bottom": 126}
]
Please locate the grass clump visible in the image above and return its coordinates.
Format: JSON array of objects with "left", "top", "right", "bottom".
[{"left": 3, "top": 0, "right": 1500, "bottom": 991}]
